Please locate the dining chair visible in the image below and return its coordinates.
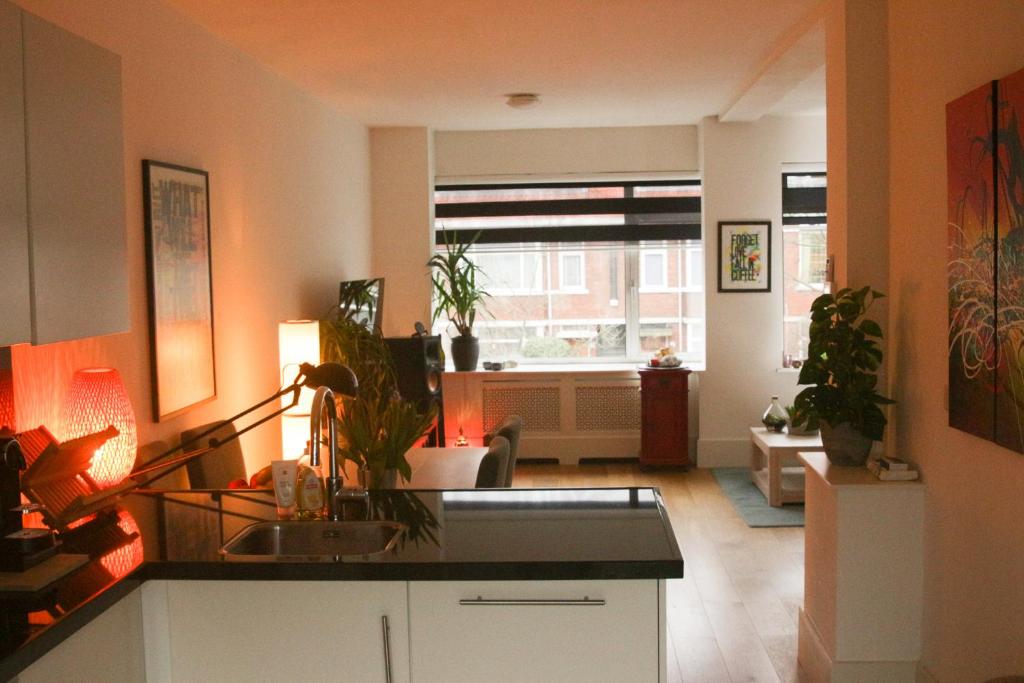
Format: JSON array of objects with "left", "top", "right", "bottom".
[
  {"left": 134, "top": 439, "right": 190, "bottom": 489},
  {"left": 484, "top": 415, "right": 522, "bottom": 487},
  {"left": 179, "top": 421, "right": 247, "bottom": 489},
  {"left": 475, "top": 435, "right": 510, "bottom": 488}
]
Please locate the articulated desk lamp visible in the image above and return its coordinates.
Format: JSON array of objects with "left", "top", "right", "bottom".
[{"left": 131, "top": 362, "right": 358, "bottom": 488}]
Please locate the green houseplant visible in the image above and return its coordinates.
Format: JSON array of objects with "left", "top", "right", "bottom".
[
  {"left": 791, "top": 286, "right": 895, "bottom": 466},
  {"left": 428, "top": 231, "right": 488, "bottom": 371},
  {"left": 320, "top": 317, "right": 437, "bottom": 487}
]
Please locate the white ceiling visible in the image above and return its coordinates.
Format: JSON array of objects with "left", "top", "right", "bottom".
[{"left": 164, "top": 0, "right": 826, "bottom": 130}]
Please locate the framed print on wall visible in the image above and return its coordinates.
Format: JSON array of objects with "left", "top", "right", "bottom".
[
  {"left": 142, "top": 160, "right": 216, "bottom": 421},
  {"left": 717, "top": 220, "right": 771, "bottom": 292}
]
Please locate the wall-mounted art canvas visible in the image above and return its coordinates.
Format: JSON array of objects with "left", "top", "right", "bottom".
[
  {"left": 143, "top": 160, "right": 216, "bottom": 422},
  {"left": 718, "top": 221, "right": 771, "bottom": 292},
  {"left": 947, "top": 66, "right": 1024, "bottom": 453}
]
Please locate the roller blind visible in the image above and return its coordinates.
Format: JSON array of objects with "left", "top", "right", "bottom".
[{"left": 434, "top": 180, "right": 701, "bottom": 245}]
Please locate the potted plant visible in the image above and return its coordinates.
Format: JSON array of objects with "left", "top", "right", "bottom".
[
  {"left": 785, "top": 404, "right": 817, "bottom": 436},
  {"left": 335, "top": 391, "right": 437, "bottom": 488},
  {"left": 428, "top": 231, "right": 488, "bottom": 371},
  {"left": 320, "top": 318, "right": 437, "bottom": 487},
  {"left": 791, "top": 286, "right": 895, "bottom": 466}
]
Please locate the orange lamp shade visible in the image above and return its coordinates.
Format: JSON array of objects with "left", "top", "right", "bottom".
[
  {"left": 99, "top": 509, "right": 144, "bottom": 579},
  {"left": 0, "top": 367, "right": 14, "bottom": 432},
  {"left": 61, "top": 367, "right": 137, "bottom": 488}
]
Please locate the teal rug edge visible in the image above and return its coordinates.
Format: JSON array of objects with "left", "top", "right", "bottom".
[{"left": 711, "top": 468, "right": 805, "bottom": 528}]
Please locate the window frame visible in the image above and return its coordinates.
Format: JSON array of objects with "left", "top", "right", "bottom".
[
  {"left": 781, "top": 170, "right": 827, "bottom": 364},
  {"left": 432, "top": 179, "right": 704, "bottom": 364}
]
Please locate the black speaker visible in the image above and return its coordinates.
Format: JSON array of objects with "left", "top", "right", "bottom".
[{"left": 384, "top": 336, "right": 445, "bottom": 446}]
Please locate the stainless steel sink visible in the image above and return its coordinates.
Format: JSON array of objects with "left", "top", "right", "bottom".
[{"left": 219, "top": 520, "right": 405, "bottom": 562}]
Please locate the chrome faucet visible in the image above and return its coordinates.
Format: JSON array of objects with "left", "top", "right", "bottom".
[
  {"left": 309, "top": 383, "right": 365, "bottom": 521},
  {"left": 308, "top": 385, "right": 339, "bottom": 520}
]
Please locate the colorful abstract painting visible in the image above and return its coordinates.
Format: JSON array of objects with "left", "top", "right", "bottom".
[{"left": 947, "top": 66, "right": 1024, "bottom": 452}]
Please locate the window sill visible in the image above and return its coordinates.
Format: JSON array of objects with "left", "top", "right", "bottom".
[{"left": 445, "top": 361, "right": 706, "bottom": 374}]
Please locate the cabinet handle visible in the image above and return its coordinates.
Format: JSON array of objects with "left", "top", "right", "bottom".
[
  {"left": 459, "top": 596, "right": 606, "bottom": 607},
  {"left": 381, "top": 615, "right": 393, "bottom": 683}
]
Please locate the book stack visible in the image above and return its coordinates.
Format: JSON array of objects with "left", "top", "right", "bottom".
[{"left": 867, "top": 456, "right": 919, "bottom": 481}]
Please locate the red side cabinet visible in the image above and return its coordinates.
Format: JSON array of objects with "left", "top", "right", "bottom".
[{"left": 639, "top": 368, "right": 691, "bottom": 467}]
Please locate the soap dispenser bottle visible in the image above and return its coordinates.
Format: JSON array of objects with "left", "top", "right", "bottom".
[{"left": 296, "top": 442, "right": 325, "bottom": 520}]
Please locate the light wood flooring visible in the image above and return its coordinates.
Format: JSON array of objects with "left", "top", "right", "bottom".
[{"left": 512, "top": 462, "right": 805, "bottom": 683}]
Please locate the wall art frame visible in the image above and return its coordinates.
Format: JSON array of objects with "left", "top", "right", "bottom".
[
  {"left": 142, "top": 159, "right": 216, "bottom": 422},
  {"left": 947, "top": 66, "right": 1024, "bottom": 453},
  {"left": 717, "top": 220, "right": 772, "bottom": 292}
]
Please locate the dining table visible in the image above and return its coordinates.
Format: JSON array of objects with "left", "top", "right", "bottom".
[{"left": 399, "top": 446, "right": 488, "bottom": 489}]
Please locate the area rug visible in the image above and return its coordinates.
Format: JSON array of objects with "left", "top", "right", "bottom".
[{"left": 711, "top": 468, "right": 805, "bottom": 528}]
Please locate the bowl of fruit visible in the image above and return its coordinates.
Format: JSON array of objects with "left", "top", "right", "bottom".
[{"left": 647, "top": 347, "right": 682, "bottom": 368}]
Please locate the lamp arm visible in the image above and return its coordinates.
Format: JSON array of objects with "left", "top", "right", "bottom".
[
  {"left": 133, "top": 377, "right": 303, "bottom": 475},
  {"left": 134, "top": 395, "right": 299, "bottom": 485}
]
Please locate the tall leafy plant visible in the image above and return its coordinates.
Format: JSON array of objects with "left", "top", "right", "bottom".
[
  {"left": 428, "top": 231, "right": 488, "bottom": 337},
  {"left": 792, "top": 287, "right": 895, "bottom": 440},
  {"left": 320, "top": 318, "right": 435, "bottom": 485}
]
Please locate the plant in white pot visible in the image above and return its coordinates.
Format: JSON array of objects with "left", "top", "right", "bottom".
[
  {"left": 791, "top": 286, "right": 895, "bottom": 466},
  {"left": 428, "top": 231, "right": 488, "bottom": 371}
]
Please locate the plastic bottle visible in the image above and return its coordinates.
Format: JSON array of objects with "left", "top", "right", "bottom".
[{"left": 296, "top": 462, "right": 325, "bottom": 520}]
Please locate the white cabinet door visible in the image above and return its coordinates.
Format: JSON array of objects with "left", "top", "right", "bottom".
[
  {"left": 0, "top": 0, "right": 31, "bottom": 346},
  {"left": 153, "top": 580, "right": 409, "bottom": 683},
  {"left": 18, "top": 588, "right": 146, "bottom": 683},
  {"left": 22, "top": 12, "right": 128, "bottom": 344},
  {"left": 409, "top": 579, "right": 661, "bottom": 683}
]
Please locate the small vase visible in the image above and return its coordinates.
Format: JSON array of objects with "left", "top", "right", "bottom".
[
  {"left": 360, "top": 467, "right": 399, "bottom": 489},
  {"left": 450, "top": 333, "right": 480, "bottom": 371},
  {"left": 761, "top": 396, "right": 787, "bottom": 433}
]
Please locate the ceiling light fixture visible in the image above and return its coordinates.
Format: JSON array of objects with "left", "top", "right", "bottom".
[{"left": 505, "top": 93, "right": 540, "bottom": 109}]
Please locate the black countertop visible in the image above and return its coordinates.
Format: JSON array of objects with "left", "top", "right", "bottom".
[{"left": 1, "top": 486, "right": 683, "bottom": 680}]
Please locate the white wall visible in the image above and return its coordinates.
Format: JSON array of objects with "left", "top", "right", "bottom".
[
  {"left": 370, "top": 127, "right": 434, "bottom": 337},
  {"left": 9, "top": 0, "right": 371, "bottom": 472},
  {"left": 698, "top": 115, "right": 826, "bottom": 467},
  {"left": 435, "top": 125, "right": 698, "bottom": 181},
  {"left": 886, "top": 1, "right": 1024, "bottom": 679}
]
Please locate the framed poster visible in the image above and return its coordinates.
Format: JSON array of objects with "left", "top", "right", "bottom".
[
  {"left": 142, "top": 160, "right": 216, "bottom": 421},
  {"left": 717, "top": 220, "right": 771, "bottom": 292}
]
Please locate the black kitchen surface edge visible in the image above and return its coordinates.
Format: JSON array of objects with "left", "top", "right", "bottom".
[{"left": 1, "top": 487, "right": 684, "bottom": 680}]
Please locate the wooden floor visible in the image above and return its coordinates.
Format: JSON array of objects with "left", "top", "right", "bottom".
[{"left": 512, "top": 462, "right": 805, "bottom": 683}]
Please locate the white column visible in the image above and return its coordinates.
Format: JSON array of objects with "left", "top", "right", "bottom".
[{"left": 370, "top": 127, "right": 435, "bottom": 337}]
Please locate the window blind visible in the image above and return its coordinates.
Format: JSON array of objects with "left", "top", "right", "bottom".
[
  {"left": 434, "top": 180, "right": 701, "bottom": 245},
  {"left": 782, "top": 172, "right": 827, "bottom": 225}
]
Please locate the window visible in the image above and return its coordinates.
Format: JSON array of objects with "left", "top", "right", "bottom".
[
  {"left": 434, "top": 180, "right": 704, "bottom": 363},
  {"left": 782, "top": 172, "right": 827, "bottom": 363},
  {"left": 558, "top": 251, "right": 586, "bottom": 291},
  {"left": 640, "top": 249, "right": 667, "bottom": 290},
  {"left": 471, "top": 250, "right": 542, "bottom": 295}
]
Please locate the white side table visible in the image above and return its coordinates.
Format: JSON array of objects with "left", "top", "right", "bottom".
[
  {"left": 749, "top": 427, "right": 823, "bottom": 506},
  {"left": 797, "top": 452, "right": 924, "bottom": 682}
]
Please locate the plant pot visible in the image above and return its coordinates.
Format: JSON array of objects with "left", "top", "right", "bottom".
[
  {"left": 819, "top": 422, "right": 873, "bottom": 466},
  {"left": 786, "top": 420, "right": 819, "bottom": 437},
  {"left": 450, "top": 334, "right": 480, "bottom": 371}
]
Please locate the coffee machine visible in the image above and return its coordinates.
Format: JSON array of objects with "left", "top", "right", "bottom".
[{"left": 1, "top": 436, "right": 56, "bottom": 572}]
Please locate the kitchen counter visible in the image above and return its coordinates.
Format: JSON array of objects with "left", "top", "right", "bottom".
[{"left": 1, "top": 486, "right": 683, "bottom": 681}]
